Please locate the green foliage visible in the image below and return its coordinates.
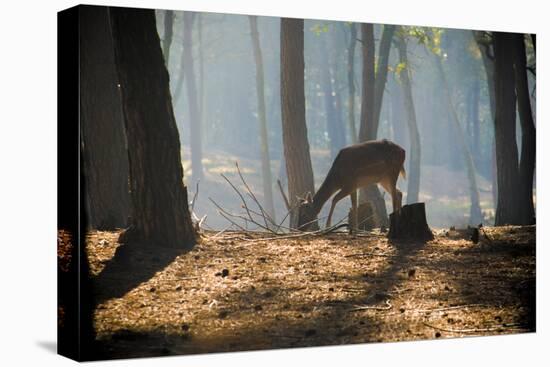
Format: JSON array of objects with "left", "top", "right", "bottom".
[
  {"left": 310, "top": 23, "right": 330, "bottom": 36},
  {"left": 397, "top": 26, "right": 444, "bottom": 56}
]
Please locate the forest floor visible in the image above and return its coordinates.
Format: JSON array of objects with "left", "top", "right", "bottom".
[{"left": 58, "top": 224, "right": 536, "bottom": 360}]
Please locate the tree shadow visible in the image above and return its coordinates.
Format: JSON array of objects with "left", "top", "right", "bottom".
[{"left": 91, "top": 242, "right": 190, "bottom": 304}]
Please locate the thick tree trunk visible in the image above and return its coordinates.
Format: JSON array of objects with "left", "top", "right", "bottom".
[
  {"left": 249, "top": 16, "right": 276, "bottom": 223},
  {"left": 80, "top": 6, "right": 129, "bottom": 230},
  {"left": 109, "top": 7, "right": 196, "bottom": 249},
  {"left": 513, "top": 34, "right": 536, "bottom": 224},
  {"left": 162, "top": 10, "right": 174, "bottom": 64},
  {"left": 183, "top": 12, "right": 204, "bottom": 184},
  {"left": 358, "top": 23, "right": 389, "bottom": 227},
  {"left": 396, "top": 35, "right": 421, "bottom": 205},
  {"left": 347, "top": 23, "right": 358, "bottom": 144},
  {"left": 434, "top": 56, "right": 483, "bottom": 225},
  {"left": 493, "top": 32, "right": 522, "bottom": 225},
  {"left": 280, "top": 18, "right": 317, "bottom": 229},
  {"left": 321, "top": 34, "right": 346, "bottom": 159}
]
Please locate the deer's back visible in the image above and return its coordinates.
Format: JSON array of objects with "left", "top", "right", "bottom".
[{"left": 330, "top": 139, "right": 405, "bottom": 188}]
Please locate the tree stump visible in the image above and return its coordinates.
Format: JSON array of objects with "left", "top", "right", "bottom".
[
  {"left": 388, "top": 203, "right": 434, "bottom": 241},
  {"left": 348, "top": 202, "right": 377, "bottom": 231}
]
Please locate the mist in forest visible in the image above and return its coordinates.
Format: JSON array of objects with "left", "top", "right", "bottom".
[{"left": 155, "top": 10, "right": 536, "bottom": 230}]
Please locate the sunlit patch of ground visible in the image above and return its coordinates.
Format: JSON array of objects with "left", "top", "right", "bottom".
[{"left": 61, "top": 225, "right": 536, "bottom": 359}]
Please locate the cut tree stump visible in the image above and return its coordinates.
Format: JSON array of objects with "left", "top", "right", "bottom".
[{"left": 388, "top": 202, "right": 434, "bottom": 241}]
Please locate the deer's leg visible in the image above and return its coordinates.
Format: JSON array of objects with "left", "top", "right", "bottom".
[
  {"left": 381, "top": 179, "right": 402, "bottom": 214},
  {"left": 326, "top": 190, "right": 347, "bottom": 228},
  {"left": 350, "top": 190, "right": 358, "bottom": 234}
]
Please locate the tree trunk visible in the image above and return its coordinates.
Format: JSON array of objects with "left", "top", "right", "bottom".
[
  {"left": 347, "top": 23, "right": 358, "bottom": 144},
  {"left": 183, "top": 12, "right": 204, "bottom": 184},
  {"left": 321, "top": 33, "right": 346, "bottom": 159},
  {"left": 513, "top": 33, "right": 536, "bottom": 224},
  {"left": 162, "top": 10, "right": 174, "bottom": 64},
  {"left": 80, "top": 6, "right": 129, "bottom": 230},
  {"left": 475, "top": 32, "right": 498, "bottom": 210},
  {"left": 493, "top": 32, "right": 522, "bottom": 225},
  {"left": 434, "top": 56, "right": 483, "bottom": 225},
  {"left": 249, "top": 15, "right": 276, "bottom": 223},
  {"left": 280, "top": 18, "right": 317, "bottom": 229},
  {"left": 372, "top": 25, "right": 396, "bottom": 135},
  {"left": 396, "top": 35, "right": 421, "bottom": 205},
  {"left": 109, "top": 7, "right": 196, "bottom": 249},
  {"left": 358, "top": 23, "right": 389, "bottom": 227},
  {"left": 470, "top": 78, "right": 481, "bottom": 167}
]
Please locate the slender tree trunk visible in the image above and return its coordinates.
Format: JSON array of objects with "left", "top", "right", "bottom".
[
  {"left": 493, "top": 32, "right": 521, "bottom": 225},
  {"left": 162, "top": 10, "right": 174, "bottom": 64},
  {"left": 320, "top": 34, "right": 345, "bottom": 159},
  {"left": 513, "top": 33, "right": 536, "bottom": 223},
  {"left": 347, "top": 23, "right": 358, "bottom": 144},
  {"left": 396, "top": 35, "right": 421, "bottom": 205},
  {"left": 470, "top": 78, "right": 481, "bottom": 167},
  {"left": 280, "top": 18, "right": 317, "bottom": 229},
  {"left": 183, "top": 12, "right": 204, "bottom": 184},
  {"left": 372, "top": 25, "right": 396, "bottom": 134},
  {"left": 434, "top": 56, "right": 483, "bottom": 225},
  {"left": 358, "top": 24, "right": 389, "bottom": 225},
  {"left": 198, "top": 14, "right": 205, "bottom": 135},
  {"left": 80, "top": 6, "right": 129, "bottom": 230},
  {"left": 475, "top": 32, "right": 498, "bottom": 209},
  {"left": 249, "top": 15, "right": 276, "bottom": 222},
  {"left": 110, "top": 7, "right": 196, "bottom": 248}
]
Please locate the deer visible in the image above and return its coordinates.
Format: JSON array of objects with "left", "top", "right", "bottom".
[{"left": 296, "top": 139, "right": 406, "bottom": 232}]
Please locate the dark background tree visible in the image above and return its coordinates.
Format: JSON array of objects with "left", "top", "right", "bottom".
[
  {"left": 513, "top": 33, "right": 536, "bottom": 224},
  {"left": 280, "top": 18, "right": 317, "bottom": 229},
  {"left": 162, "top": 10, "right": 174, "bottom": 63},
  {"left": 80, "top": 6, "right": 129, "bottom": 230},
  {"left": 110, "top": 7, "right": 196, "bottom": 248},
  {"left": 493, "top": 32, "right": 521, "bottom": 225}
]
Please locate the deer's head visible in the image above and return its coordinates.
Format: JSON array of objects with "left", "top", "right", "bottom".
[{"left": 296, "top": 192, "right": 318, "bottom": 231}]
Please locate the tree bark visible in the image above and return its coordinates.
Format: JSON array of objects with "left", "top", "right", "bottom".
[
  {"left": 162, "top": 10, "right": 174, "bottom": 64},
  {"left": 183, "top": 12, "right": 204, "bottom": 184},
  {"left": 434, "top": 55, "right": 483, "bottom": 225},
  {"left": 493, "top": 32, "right": 522, "bottom": 225},
  {"left": 372, "top": 25, "right": 396, "bottom": 135},
  {"left": 109, "top": 7, "right": 196, "bottom": 249},
  {"left": 280, "top": 18, "right": 317, "bottom": 229},
  {"left": 513, "top": 33, "right": 536, "bottom": 224},
  {"left": 249, "top": 15, "right": 276, "bottom": 223},
  {"left": 396, "top": 35, "right": 421, "bottom": 205},
  {"left": 388, "top": 203, "right": 434, "bottom": 241},
  {"left": 346, "top": 23, "right": 358, "bottom": 144},
  {"left": 80, "top": 6, "right": 129, "bottom": 230}
]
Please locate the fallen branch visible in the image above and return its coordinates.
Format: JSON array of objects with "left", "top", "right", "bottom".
[
  {"left": 209, "top": 197, "right": 277, "bottom": 234},
  {"left": 422, "top": 322, "right": 527, "bottom": 334},
  {"left": 413, "top": 304, "right": 487, "bottom": 313},
  {"left": 350, "top": 299, "right": 392, "bottom": 311},
  {"left": 243, "top": 216, "right": 348, "bottom": 243}
]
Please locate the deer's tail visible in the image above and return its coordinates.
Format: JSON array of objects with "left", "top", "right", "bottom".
[{"left": 400, "top": 166, "right": 407, "bottom": 180}]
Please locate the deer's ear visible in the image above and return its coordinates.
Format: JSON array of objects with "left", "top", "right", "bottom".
[
  {"left": 305, "top": 192, "right": 313, "bottom": 203},
  {"left": 296, "top": 195, "right": 304, "bottom": 203}
]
